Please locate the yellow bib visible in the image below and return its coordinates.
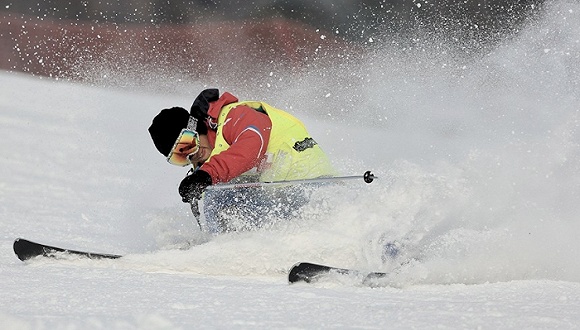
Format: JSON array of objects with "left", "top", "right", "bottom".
[{"left": 208, "top": 101, "right": 336, "bottom": 181}]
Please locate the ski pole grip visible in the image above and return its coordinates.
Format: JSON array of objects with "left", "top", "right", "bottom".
[{"left": 363, "top": 170, "right": 376, "bottom": 183}]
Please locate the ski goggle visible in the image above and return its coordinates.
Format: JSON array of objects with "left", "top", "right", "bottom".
[{"left": 166, "top": 117, "right": 200, "bottom": 167}]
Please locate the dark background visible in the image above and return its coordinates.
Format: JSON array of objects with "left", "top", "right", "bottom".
[
  {"left": 0, "top": 0, "right": 548, "bottom": 81},
  {"left": 1, "top": 0, "right": 545, "bottom": 40}
]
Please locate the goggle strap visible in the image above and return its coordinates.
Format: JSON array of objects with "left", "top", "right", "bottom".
[{"left": 187, "top": 116, "right": 198, "bottom": 131}]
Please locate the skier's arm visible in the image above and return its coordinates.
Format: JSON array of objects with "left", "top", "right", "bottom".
[{"left": 200, "top": 105, "right": 272, "bottom": 183}]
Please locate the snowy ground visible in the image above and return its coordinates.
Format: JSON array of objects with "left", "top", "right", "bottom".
[{"left": 2, "top": 1, "right": 580, "bottom": 328}]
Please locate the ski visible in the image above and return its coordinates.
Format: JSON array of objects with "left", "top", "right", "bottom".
[
  {"left": 13, "top": 238, "right": 122, "bottom": 261},
  {"left": 288, "top": 262, "right": 388, "bottom": 284}
]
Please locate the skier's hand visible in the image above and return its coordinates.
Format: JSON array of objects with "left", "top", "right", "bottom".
[{"left": 178, "top": 170, "right": 213, "bottom": 203}]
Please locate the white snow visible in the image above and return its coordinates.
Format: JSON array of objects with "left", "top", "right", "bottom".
[{"left": 2, "top": 1, "right": 580, "bottom": 328}]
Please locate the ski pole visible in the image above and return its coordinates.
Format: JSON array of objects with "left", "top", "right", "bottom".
[{"left": 206, "top": 170, "right": 377, "bottom": 191}]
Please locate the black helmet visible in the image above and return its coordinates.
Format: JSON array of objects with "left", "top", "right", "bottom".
[{"left": 148, "top": 107, "right": 190, "bottom": 156}]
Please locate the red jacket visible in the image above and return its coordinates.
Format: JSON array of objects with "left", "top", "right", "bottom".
[{"left": 200, "top": 92, "right": 272, "bottom": 183}]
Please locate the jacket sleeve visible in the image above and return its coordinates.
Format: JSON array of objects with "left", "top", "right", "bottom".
[{"left": 200, "top": 105, "right": 272, "bottom": 183}]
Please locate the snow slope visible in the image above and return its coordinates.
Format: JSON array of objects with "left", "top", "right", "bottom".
[{"left": 1, "top": 1, "right": 580, "bottom": 328}]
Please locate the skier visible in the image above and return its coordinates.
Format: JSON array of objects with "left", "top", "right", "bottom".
[{"left": 148, "top": 89, "right": 336, "bottom": 233}]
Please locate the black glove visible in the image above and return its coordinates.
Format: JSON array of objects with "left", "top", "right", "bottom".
[{"left": 178, "top": 170, "right": 213, "bottom": 203}]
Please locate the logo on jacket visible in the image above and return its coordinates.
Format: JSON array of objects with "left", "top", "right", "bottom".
[{"left": 293, "top": 137, "right": 317, "bottom": 152}]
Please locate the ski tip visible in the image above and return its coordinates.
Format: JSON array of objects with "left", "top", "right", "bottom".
[
  {"left": 13, "top": 238, "right": 42, "bottom": 261},
  {"left": 13, "top": 238, "right": 123, "bottom": 261},
  {"left": 288, "top": 262, "right": 311, "bottom": 284},
  {"left": 289, "top": 261, "right": 390, "bottom": 286},
  {"left": 288, "top": 262, "right": 332, "bottom": 284}
]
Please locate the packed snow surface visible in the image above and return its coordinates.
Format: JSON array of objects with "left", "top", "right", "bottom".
[{"left": 1, "top": 1, "right": 580, "bottom": 328}]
